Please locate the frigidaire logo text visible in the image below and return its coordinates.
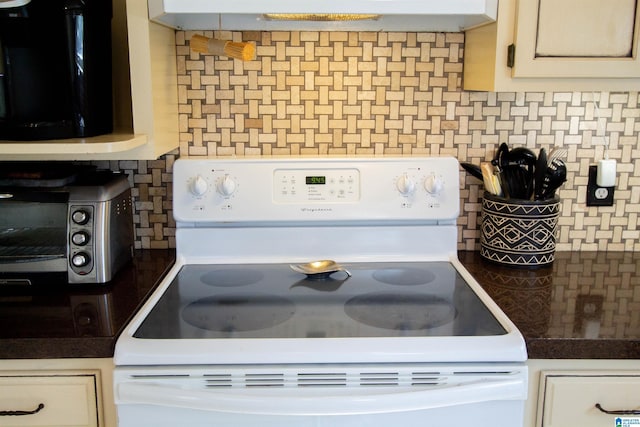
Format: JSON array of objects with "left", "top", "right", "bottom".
[{"left": 301, "top": 207, "right": 333, "bottom": 213}]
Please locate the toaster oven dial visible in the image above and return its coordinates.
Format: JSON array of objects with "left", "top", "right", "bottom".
[
  {"left": 71, "top": 252, "right": 91, "bottom": 268},
  {"left": 71, "top": 231, "right": 90, "bottom": 246},
  {"left": 71, "top": 209, "right": 90, "bottom": 225}
]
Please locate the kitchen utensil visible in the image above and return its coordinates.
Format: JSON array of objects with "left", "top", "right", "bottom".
[
  {"left": 190, "top": 35, "right": 256, "bottom": 61},
  {"left": 540, "top": 159, "right": 567, "bottom": 200},
  {"left": 547, "top": 147, "right": 568, "bottom": 166},
  {"left": 508, "top": 147, "right": 536, "bottom": 163},
  {"left": 461, "top": 162, "right": 483, "bottom": 181},
  {"left": 290, "top": 260, "right": 351, "bottom": 279},
  {"left": 493, "top": 143, "right": 509, "bottom": 169},
  {"left": 534, "top": 148, "right": 547, "bottom": 200},
  {"left": 492, "top": 143, "right": 510, "bottom": 198},
  {"left": 505, "top": 147, "right": 536, "bottom": 199},
  {"left": 481, "top": 162, "right": 502, "bottom": 196}
]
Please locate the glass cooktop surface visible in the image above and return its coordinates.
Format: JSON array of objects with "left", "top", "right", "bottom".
[{"left": 134, "top": 262, "right": 506, "bottom": 339}]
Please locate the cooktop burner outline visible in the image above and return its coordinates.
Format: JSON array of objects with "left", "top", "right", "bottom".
[
  {"left": 344, "top": 292, "right": 457, "bottom": 331},
  {"left": 182, "top": 294, "right": 296, "bottom": 332},
  {"left": 200, "top": 269, "right": 265, "bottom": 287},
  {"left": 372, "top": 267, "right": 437, "bottom": 286}
]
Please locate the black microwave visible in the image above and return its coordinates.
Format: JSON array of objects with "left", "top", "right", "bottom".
[{"left": 0, "top": 0, "right": 113, "bottom": 140}]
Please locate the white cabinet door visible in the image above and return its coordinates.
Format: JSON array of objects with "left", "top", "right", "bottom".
[
  {"left": 513, "top": 0, "right": 640, "bottom": 78},
  {"left": 463, "top": 0, "right": 640, "bottom": 91},
  {"left": 538, "top": 371, "right": 640, "bottom": 427},
  {"left": 0, "top": 372, "right": 100, "bottom": 427}
]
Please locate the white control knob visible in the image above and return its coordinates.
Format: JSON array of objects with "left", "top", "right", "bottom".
[
  {"left": 425, "top": 174, "right": 444, "bottom": 195},
  {"left": 190, "top": 175, "right": 209, "bottom": 196},
  {"left": 217, "top": 174, "right": 237, "bottom": 197},
  {"left": 395, "top": 173, "right": 416, "bottom": 196}
]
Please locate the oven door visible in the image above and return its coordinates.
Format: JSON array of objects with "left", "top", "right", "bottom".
[{"left": 115, "top": 364, "right": 527, "bottom": 427}]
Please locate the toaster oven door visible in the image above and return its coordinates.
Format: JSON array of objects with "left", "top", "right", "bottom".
[{"left": 0, "top": 192, "right": 68, "bottom": 274}]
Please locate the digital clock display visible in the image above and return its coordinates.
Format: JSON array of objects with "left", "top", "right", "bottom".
[{"left": 306, "top": 176, "right": 326, "bottom": 185}]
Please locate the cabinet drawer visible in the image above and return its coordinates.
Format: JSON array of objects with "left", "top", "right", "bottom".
[
  {"left": 0, "top": 373, "right": 99, "bottom": 427},
  {"left": 539, "top": 371, "right": 640, "bottom": 427}
]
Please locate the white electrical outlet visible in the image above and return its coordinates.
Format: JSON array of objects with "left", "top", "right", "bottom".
[{"left": 595, "top": 188, "right": 609, "bottom": 199}]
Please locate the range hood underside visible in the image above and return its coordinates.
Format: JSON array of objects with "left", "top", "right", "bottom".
[{"left": 148, "top": 0, "right": 498, "bottom": 32}]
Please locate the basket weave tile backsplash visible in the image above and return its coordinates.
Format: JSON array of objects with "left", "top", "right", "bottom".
[{"left": 97, "top": 31, "right": 640, "bottom": 251}]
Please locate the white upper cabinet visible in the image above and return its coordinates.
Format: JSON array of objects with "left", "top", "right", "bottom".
[
  {"left": 464, "top": 0, "right": 640, "bottom": 91},
  {"left": 1, "top": 0, "right": 178, "bottom": 160}
]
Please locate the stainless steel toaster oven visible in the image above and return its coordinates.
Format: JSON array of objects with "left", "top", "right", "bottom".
[{"left": 0, "top": 164, "right": 133, "bottom": 285}]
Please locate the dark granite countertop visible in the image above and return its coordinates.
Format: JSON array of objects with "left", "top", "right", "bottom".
[
  {"left": 0, "top": 250, "right": 175, "bottom": 359},
  {"left": 1, "top": 250, "right": 639, "bottom": 360},
  {"left": 459, "top": 251, "right": 640, "bottom": 359}
]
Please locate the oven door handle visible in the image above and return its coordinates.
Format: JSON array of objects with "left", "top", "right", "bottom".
[{"left": 117, "top": 378, "right": 526, "bottom": 415}]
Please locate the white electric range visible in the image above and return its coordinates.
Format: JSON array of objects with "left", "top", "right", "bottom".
[{"left": 114, "top": 156, "right": 527, "bottom": 427}]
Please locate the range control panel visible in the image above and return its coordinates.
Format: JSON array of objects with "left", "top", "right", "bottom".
[
  {"left": 173, "top": 157, "right": 460, "bottom": 224},
  {"left": 274, "top": 168, "right": 360, "bottom": 203}
]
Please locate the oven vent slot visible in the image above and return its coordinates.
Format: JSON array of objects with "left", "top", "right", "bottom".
[
  {"left": 298, "top": 372, "right": 348, "bottom": 387},
  {"left": 130, "top": 374, "right": 190, "bottom": 379},
  {"left": 452, "top": 371, "right": 514, "bottom": 375},
  {"left": 245, "top": 373, "right": 286, "bottom": 388},
  {"left": 359, "top": 372, "right": 399, "bottom": 387},
  {"left": 203, "top": 374, "right": 233, "bottom": 388},
  {"left": 411, "top": 371, "right": 445, "bottom": 386}
]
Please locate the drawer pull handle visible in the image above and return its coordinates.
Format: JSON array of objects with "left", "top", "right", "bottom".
[
  {"left": 596, "top": 403, "right": 640, "bottom": 415},
  {"left": 0, "top": 403, "right": 45, "bottom": 416}
]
